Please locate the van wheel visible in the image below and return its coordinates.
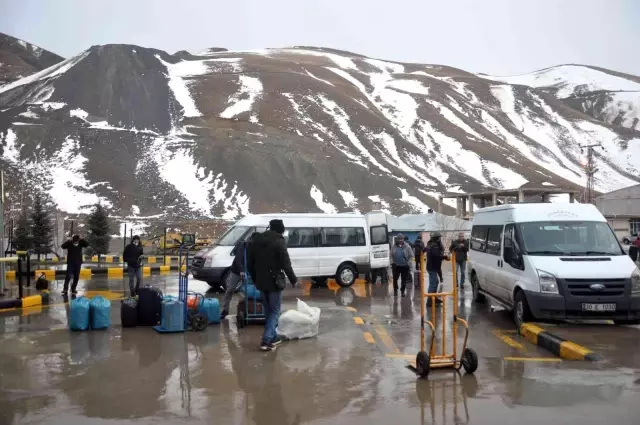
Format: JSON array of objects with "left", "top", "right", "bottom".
[
  {"left": 471, "top": 273, "right": 485, "bottom": 303},
  {"left": 336, "top": 264, "right": 357, "bottom": 287},
  {"left": 514, "top": 290, "right": 533, "bottom": 329},
  {"left": 622, "top": 238, "right": 630, "bottom": 245}
]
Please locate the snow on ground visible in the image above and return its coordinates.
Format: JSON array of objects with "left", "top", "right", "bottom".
[
  {"left": 281, "top": 49, "right": 358, "bottom": 70},
  {"left": 368, "top": 195, "right": 391, "bottom": 212},
  {"left": 338, "top": 190, "right": 360, "bottom": 212},
  {"left": 149, "top": 137, "right": 249, "bottom": 219},
  {"left": 155, "top": 55, "right": 210, "bottom": 118},
  {"left": 38, "top": 102, "right": 65, "bottom": 111},
  {"left": 131, "top": 205, "right": 141, "bottom": 215},
  {"left": 480, "top": 65, "right": 640, "bottom": 99},
  {"left": 490, "top": 85, "right": 524, "bottom": 131},
  {"left": 68, "top": 108, "right": 159, "bottom": 134},
  {"left": 599, "top": 92, "right": 640, "bottom": 130},
  {"left": 304, "top": 69, "right": 335, "bottom": 86},
  {"left": 118, "top": 221, "right": 150, "bottom": 237},
  {"left": 70, "top": 108, "right": 88, "bottom": 119},
  {"left": 310, "top": 185, "right": 337, "bottom": 214},
  {"left": 0, "top": 50, "right": 90, "bottom": 97},
  {"left": 220, "top": 76, "right": 263, "bottom": 119},
  {"left": 47, "top": 137, "right": 112, "bottom": 213},
  {"left": 2, "top": 129, "right": 20, "bottom": 162},
  {"left": 399, "top": 188, "right": 431, "bottom": 212},
  {"left": 18, "top": 109, "right": 39, "bottom": 119},
  {"left": 386, "top": 79, "right": 430, "bottom": 95},
  {"left": 364, "top": 58, "right": 404, "bottom": 74}
]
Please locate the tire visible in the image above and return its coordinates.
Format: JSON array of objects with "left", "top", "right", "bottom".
[
  {"left": 613, "top": 319, "right": 640, "bottom": 325},
  {"left": 416, "top": 351, "right": 430, "bottom": 379},
  {"left": 623, "top": 238, "right": 630, "bottom": 245},
  {"left": 471, "top": 273, "right": 485, "bottom": 303},
  {"left": 514, "top": 290, "right": 533, "bottom": 329},
  {"left": 336, "top": 264, "right": 357, "bottom": 287},
  {"left": 192, "top": 313, "right": 208, "bottom": 331},
  {"left": 461, "top": 348, "right": 479, "bottom": 374},
  {"left": 335, "top": 287, "right": 356, "bottom": 306}
]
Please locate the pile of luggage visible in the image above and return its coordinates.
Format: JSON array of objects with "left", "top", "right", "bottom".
[
  {"left": 119, "top": 285, "right": 221, "bottom": 330},
  {"left": 69, "top": 295, "right": 112, "bottom": 331}
]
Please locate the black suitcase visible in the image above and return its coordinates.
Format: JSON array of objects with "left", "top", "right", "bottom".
[
  {"left": 137, "top": 286, "right": 163, "bottom": 326},
  {"left": 121, "top": 297, "right": 138, "bottom": 327}
]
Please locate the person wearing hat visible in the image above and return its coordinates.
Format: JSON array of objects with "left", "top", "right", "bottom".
[
  {"left": 390, "top": 233, "right": 414, "bottom": 297},
  {"left": 123, "top": 235, "right": 144, "bottom": 296},
  {"left": 247, "top": 219, "right": 298, "bottom": 351},
  {"left": 449, "top": 232, "right": 469, "bottom": 289},
  {"left": 61, "top": 234, "right": 89, "bottom": 296}
]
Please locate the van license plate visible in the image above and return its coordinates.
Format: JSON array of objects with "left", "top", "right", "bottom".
[{"left": 581, "top": 303, "right": 616, "bottom": 312}]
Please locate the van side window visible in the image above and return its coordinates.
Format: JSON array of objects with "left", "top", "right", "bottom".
[
  {"left": 286, "top": 228, "right": 317, "bottom": 248},
  {"left": 370, "top": 225, "right": 388, "bottom": 245},
  {"left": 321, "top": 227, "right": 366, "bottom": 247},
  {"left": 471, "top": 225, "right": 488, "bottom": 252},
  {"left": 486, "top": 225, "right": 503, "bottom": 256},
  {"left": 503, "top": 224, "right": 524, "bottom": 269}
]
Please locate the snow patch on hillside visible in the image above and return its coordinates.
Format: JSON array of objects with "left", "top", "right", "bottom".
[
  {"left": 2, "top": 129, "right": 20, "bottom": 162},
  {"left": 18, "top": 109, "right": 39, "bottom": 119},
  {"left": 156, "top": 55, "right": 208, "bottom": 118},
  {"left": 338, "top": 190, "right": 359, "bottom": 212},
  {"left": 400, "top": 189, "right": 431, "bottom": 212},
  {"left": 600, "top": 92, "right": 640, "bottom": 130},
  {"left": 310, "top": 185, "right": 337, "bottom": 213},
  {"left": 305, "top": 69, "right": 335, "bottom": 86},
  {"left": 283, "top": 49, "right": 357, "bottom": 70},
  {"left": 220, "top": 76, "right": 263, "bottom": 119},
  {"left": 490, "top": 85, "right": 524, "bottom": 130},
  {"left": 481, "top": 65, "right": 640, "bottom": 99},
  {"left": 368, "top": 195, "right": 391, "bottom": 212}
]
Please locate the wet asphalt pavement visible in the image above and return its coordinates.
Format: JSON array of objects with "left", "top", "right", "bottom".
[{"left": 1, "top": 268, "right": 640, "bottom": 425}]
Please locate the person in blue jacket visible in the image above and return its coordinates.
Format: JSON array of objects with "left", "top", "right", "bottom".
[{"left": 221, "top": 232, "right": 259, "bottom": 320}]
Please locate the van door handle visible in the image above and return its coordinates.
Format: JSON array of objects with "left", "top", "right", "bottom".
[{"left": 497, "top": 259, "right": 502, "bottom": 267}]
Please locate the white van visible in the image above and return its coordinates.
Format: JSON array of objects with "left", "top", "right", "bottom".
[
  {"left": 191, "top": 212, "right": 390, "bottom": 289},
  {"left": 468, "top": 203, "right": 640, "bottom": 327}
]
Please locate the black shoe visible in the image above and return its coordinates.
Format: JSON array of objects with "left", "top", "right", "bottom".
[
  {"left": 61, "top": 291, "right": 68, "bottom": 297},
  {"left": 393, "top": 290, "right": 398, "bottom": 297},
  {"left": 71, "top": 290, "right": 78, "bottom": 295},
  {"left": 221, "top": 310, "right": 228, "bottom": 320},
  {"left": 401, "top": 292, "right": 405, "bottom": 297},
  {"left": 262, "top": 337, "right": 284, "bottom": 351}
]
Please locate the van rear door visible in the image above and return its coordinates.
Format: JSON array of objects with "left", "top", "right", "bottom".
[{"left": 366, "top": 212, "right": 390, "bottom": 269}]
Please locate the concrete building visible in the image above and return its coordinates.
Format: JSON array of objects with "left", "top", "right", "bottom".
[
  {"left": 595, "top": 184, "right": 640, "bottom": 241},
  {"left": 439, "top": 182, "right": 579, "bottom": 220}
]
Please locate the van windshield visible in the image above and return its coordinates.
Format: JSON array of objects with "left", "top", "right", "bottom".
[
  {"left": 518, "top": 221, "right": 624, "bottom": 256},
  {"left": 217, "top": 226, "right": 250, "bottom": 246}
]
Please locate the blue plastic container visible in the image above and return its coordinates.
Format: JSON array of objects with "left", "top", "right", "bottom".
[
  {"left": 89, "top": 295, "right": 112, "bottom": 330},
  {"left": 161, "top": 299, "right": 184, "bottom": 332},
  {"left": 70, "top": 296, "right": 91, "bottom": 331},
  {"left": 197, "top": 298, "right": 221, "bottom": 324},
  {"left": 245, "top": 284, "right": 261, "bottom": 301}
]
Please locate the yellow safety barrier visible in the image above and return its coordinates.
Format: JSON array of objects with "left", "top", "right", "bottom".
[
  {"left": 148, "top": 256, "right": 157, "bottom": 264},
  {"left": 35, "top": 269, "right": 55, "bottom": 280},
  {"left": 79, "top": 269, "right": 92, "bottom": 278},
  {"left": 22, "top": 294, "right": 42, "bottom": 308},
  {"left": 143, "top": 266, "right": 151, "bottom": 276},
  {"left": 5, "top": 270, "right": 16, "bottom": 279},
  {"left": 164, "top": 257, "right": 172, "bottom": 265},
  {"left": 107, "top": 267, "right": 123, "bottom": 277},
  {"left": 180, "top": 265, "right": 186, "bottom": 273},
  {"left": 91, "top": 255, "right": 99, "bottom": 262},
  {"left": 105, "top": 256, "right": 114, "bottom": 263},
  {"left": 159, "top": 265, "right": 170, "bottom": 272}
]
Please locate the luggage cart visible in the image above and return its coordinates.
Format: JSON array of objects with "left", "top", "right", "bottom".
[
  {"left": 236, "top": 246, "right": 266, "bottom": 328},
  {"left": 408, "top": 252, "right": 478, "bottom": 378},
  {"left": 154, "top": 243, "right": 207, "bottom": 333}
]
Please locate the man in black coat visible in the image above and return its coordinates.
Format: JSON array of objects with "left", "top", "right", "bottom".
[
  {"left": 123, "top": 235, "right": 144, "bottom": 296},
  {"left": 449, "top": 232, "right": 469, "bottom": 289},
  {"left": 61, "top": 234, "right": 89, "bottom": 296},
  {"left": 247, "top": 219, "right": 297, "bottom": 352}
]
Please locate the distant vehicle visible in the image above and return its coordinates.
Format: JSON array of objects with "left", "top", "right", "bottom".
[
  {"left": 622, "top": 234, "right": 638, "bottom": 245},
  {"left": 141, "top": 233, "right": 211, "bottom": 255},
  {"left": 191, "top": 212, "right": 390, "bottom": 289},
  {"left": 468, "top": 203, "right": 640, "bottom": 327}
]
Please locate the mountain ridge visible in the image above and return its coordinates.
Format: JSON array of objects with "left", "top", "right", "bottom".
[{"left": 0, "top": 39, "right": 638, "bottom": 226}]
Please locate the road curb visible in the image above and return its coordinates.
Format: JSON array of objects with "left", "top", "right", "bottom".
[
  {"left": 7, "top": 265, "right": 182, "bottom": 279},
  {"left": 519, "top": 323, "right": 601, "bottom": 361}
]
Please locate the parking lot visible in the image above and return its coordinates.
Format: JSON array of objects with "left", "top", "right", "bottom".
[{"left": 1, "top": 269, "right": 640, "bottom": 425}]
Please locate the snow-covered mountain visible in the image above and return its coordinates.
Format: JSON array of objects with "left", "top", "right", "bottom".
[{"left": 0, "top": 36, "right": 639, "bottom": 220}]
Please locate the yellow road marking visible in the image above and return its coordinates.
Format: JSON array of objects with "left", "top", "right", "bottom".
[
  {"left": 385, "top": 353, "right": 414, "bottom": 359},
  {"left": 353, "top": 316, "right": 364, "bottom": 325},
  {"left": 503, "top": 357, "right": 562, "bottom": 362},
  {"left": 493, "top": 329, "right": 524, "bottom": 350},
  {"left": 363, "top": 332, "right": 376, "bottom": 344},
  {"left": 345, "top": 306, "right": 357, "bottom": 312},
  {"left": 374, "top": 324, "right": 401, "bottom": 353}
]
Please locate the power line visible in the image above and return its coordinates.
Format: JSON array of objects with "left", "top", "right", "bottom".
[{"left": 579, "top": 143, "right": 601, "bottom": 204}]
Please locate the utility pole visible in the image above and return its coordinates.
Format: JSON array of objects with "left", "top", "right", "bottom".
[{"left": 579, "top": 143, "right": 601, "bottom": 204}]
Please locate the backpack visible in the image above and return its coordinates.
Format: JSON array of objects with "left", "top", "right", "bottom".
[{"left": 35, "top": 273, "right": 49, "bottom": 291}]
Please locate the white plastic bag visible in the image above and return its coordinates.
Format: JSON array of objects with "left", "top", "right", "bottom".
[{"left": 277, "top": 298, "right": 321, "bottom": 339}]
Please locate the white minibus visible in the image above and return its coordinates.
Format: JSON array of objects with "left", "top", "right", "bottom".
[
  {"left": 468, "top": 203, "right": 640, "bottom": 327},
  {"left": 191, "top": 212, "right": 390, "bottom": 289}
]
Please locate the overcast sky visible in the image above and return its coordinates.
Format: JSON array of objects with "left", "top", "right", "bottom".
[{"left": 1, "top": 0, "right": 638, "bottom": 76}]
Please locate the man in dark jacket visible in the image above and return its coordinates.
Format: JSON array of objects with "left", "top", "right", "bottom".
[
  {"left": 221, "top": 232, "right": 259, "bottom": 319},
  {"left": 61, "top": 234, "right": 89, "bottom": 296},
  {"left": 425, "top": 232, "right": 445, "bottom": 306},
  {"left": 413, "top": 235, "right": 425, "bottom": 270},
  {"left": 123, "top": 235, "right": 144, "bottom": 296},
  {"left": 449, "top": 232, "right": 469, "bottom": 289},
  {"left": 247, "top": 219, "right": 297, "bottom": 351}
]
